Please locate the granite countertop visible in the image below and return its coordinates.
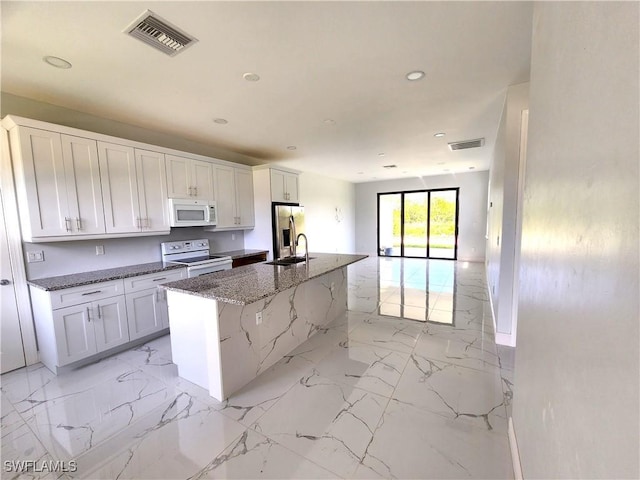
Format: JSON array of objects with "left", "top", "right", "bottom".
[
  {"left": 28, "top": 262, "right": 185, "bottom": 291},
  {"left": 215, "top": 249, "right": 268, "bottom": 259},
  {"left": 161, "top": 252, "right": 368, "bottom": 306}
]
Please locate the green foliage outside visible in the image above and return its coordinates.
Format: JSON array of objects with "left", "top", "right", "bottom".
[{"left": 391, "top": 197, "right": 456, "bottom": 248}]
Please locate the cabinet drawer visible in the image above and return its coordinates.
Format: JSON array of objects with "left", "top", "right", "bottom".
[
  {"left": 50, "top": 279, "right": 124, "bottom": 310},
  {"left": 123, "top": 268, "right": 186, "bottom": 294}
]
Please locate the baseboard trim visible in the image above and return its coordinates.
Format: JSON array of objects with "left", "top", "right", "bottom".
[
  {"left": 495, "top": 331, "right": 516, "bottom": 347},
  {"left": 508, "top": 417, "right": 523, "bottom": 480}
]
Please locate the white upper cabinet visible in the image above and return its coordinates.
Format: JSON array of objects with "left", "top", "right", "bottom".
[
  {"left": 135, "top": 149, "right": 170, "bottom": 233},
  {"left": 4, "top": 116, "right": 255, "bottom": 240},
  {"left": 9, "top": 126, "right": 105, "bottom": 241},
  {"left": 270, "top": 169, "right": 299, "bottom": 203},
  {"left": 98, "top": 142, "right": 141, "bottom": 234},
  {"left": 235, "top": 168, "right": 255, "bottom": 228},
  {"left": 61, "top": 134, "right": 105, "bottom": 235},
  {"left": 98, "top": 142, "right": 169, "bottom": 234},
  {"left": 166, "top": 154, "right": 215, "bottom": 200},
  {"left": 213, "top": 165, "right": 255, "bottom": 229}
]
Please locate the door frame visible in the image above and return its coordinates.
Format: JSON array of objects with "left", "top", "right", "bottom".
[
  {"left": 376, "top": 187, "right": 460, "bottom": 260},
  {"left": 1, "top": 125, "right": 38, "bottom": 366}
]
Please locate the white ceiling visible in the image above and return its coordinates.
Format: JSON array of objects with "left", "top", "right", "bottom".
[{"left": 1, "top": 1, "right": 533, "bottom": 183}]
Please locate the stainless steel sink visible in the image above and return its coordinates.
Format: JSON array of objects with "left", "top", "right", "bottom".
[{"left": 265, "top": 256, "right": 314, "bottom": 266}]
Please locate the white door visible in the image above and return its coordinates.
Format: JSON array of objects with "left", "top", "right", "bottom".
[
  {"left": 166, "top": 154, "right": 191, "bottom": 198},
  {"left": 93, "top": 296, "right": 129, "bottom": 352},
  {"left": 284, "top": 172, "right": 299, "bottom": 203},
  {"left": 126, "top": 289, "right": 165, "bottom": 341},
  {"left": 192, "top": 159, "right": 215, "bottom": 200},
  {"left": 98, "top": 142, "right": 141, "bottom": 233},
  {"left": 270, "top": 169, "right": 286, "bottom": 202},
  {"left": 0, "top": 195, "right": 26, "bottom": 373},
  {"left": 235, "top": 169, "right": 255, "bottom": 228},
  {"left": 15, "top": 127, "right": 70, "bottom": 237},
  {"left": 60, "top": 134, "right": 105, "bottom": 235},
  {"left": 214, "top": 165, "right": 237, "bottom": 227},
  {"left": 135, "top": 149, "right": 169, "bottom": 233},
  {"left": 52, "top": 302, "right": 97, "bottom": 365}
]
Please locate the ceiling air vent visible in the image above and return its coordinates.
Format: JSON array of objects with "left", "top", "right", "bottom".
[
  {"left": 448, "top": 138, "right": 485, "bottom": 151},
  {"left": 125, "top": 10, "right": 197, "bottom": 57}
]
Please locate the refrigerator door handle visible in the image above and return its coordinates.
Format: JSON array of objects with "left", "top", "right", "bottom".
[{"left": 289, "top": 215, "right": 297, "bottom": 256}]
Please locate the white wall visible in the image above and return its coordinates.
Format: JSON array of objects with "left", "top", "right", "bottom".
[
  {"left": 354, "top": 171, "right": 489, "bottom": 261},
  {"left": 298, "top": 172, "right": 356, "bottom": 254},
  {"left": 513, "top": 3, "right": 639, "bottom": 478},
  {"left": 486, "top": 82, "right": 529, "bottom": 344},
  {"left": 24, "top": 229, "right": 244, "bottom": 279}
]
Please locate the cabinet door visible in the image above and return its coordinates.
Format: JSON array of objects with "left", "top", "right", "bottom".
[
  {"left": 52, "top": 302, "right": 97, "bottom": 365},
  {"left": 14, "top": 127, "right": 70, "bottom": 238},
  {"left": 192, "top": 160, "right": 215, "bottom": 200},
  {"left": 214, "top": 165, "right": 237, "bottom": 227},
  {"left": 125, "top": 289, "right": 165, "bottom": 341},
  {"left": 98, "top": 142, "right": 141, "bottom": 233},
  {"left": 60, "top": 134, "right": 105, "bottom": 235},
  {"left": 93, "top": 296, "right": 129, "bottom": 352},
  {"left": 135, "top": 149, "right": 170, "bottom": 233},
  {"left": 235, "top": 169, "right": 255, "bottom": 228},
  {"left": 165, "top": 154, "right": 191, "bottom": 198},
  {"left": 284, "top": 172, "right": 299, "bottom": 203},
  {"left": 270, "top": 169, "right": 286, "bottom": 203}
]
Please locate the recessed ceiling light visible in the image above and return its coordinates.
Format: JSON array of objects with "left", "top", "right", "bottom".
[
  {"left": 406, "top": 70, "right": 425, "bottom": 81},
  {"left": 43, "top": 56, "right": 72, "bottom": 69},
  {"left": 323, "top": 119, "right": 336, "bottom": 125},
  {"left": 213, "top": 118, "right": 228, "bottom": 124},
  {"left": 378, "top": 153, "right": 385, "bottom": 157},
  {"left": 383, "top": 164, "right": 397, "bottom": 169},
  {"left": 357, "top": 171, "right": 364, "bottom": 174},
  {"left": 469, "top": 166, "right": 476, "bottom": 170},
  {"left": 286, "top": 146, "right": 297, "bottom": 150},
  {"left": 434, "top": 132, "right": 446, "bottom": 138},
  {"left": 243, "top": 72, "right": 260, "bottom": 82}
]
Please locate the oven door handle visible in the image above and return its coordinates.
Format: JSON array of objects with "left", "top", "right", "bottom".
[{"left": 188, "top": 262, "right": 231, "bottom": 273}]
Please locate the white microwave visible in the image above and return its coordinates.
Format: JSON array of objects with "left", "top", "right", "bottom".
[{"left": 168, "top": 198, "right": 217, "bottom": 227}]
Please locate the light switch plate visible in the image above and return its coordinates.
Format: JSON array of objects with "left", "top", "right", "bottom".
[{"left": 96, "top": 245, "right": 105, "bottom": 255}]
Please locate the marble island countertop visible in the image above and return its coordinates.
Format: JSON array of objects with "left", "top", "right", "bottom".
[
  {"left": 161, "top": 252, "right": 368, "bottom": 305},
  {"left": 28, "top": 262, "right": 185, "bottom": 291}
]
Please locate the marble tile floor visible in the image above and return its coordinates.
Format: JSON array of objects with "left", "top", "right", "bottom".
[{"left": 1, "top": 257, "right": 515, "bottom": 479}]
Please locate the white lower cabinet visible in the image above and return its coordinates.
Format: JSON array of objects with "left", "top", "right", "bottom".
[
  {"left": 52, "top": 296, "right": 128, "bottom": 365},
  {"left": 31, "top": 268, "right": 185, "bottom": 374},
  {"left": 124, "top": 269, "right": 186, "bottom": 341}
]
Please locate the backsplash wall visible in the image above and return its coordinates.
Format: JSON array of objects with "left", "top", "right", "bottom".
[{"left": 23, "top": 228, "right": 245, "bottom": 279}]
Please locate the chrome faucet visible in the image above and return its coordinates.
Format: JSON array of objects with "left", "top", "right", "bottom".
[{"left": 296, "top": 233, "right": 309, "bottom": 263}]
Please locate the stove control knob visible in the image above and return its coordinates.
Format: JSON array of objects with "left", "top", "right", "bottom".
[{"left": 171, "top": 245, "right": 179, "bottom": 250}]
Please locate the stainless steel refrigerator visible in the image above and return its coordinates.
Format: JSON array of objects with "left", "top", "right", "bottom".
[{"left": 272, "top": 203, "right": 305, "bottom": 260}]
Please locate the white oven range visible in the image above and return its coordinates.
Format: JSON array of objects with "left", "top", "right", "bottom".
[{"left": 161, "top": 239, "right": 232, "bottom": 277}]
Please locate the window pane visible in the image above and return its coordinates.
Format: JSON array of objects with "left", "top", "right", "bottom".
[
  {"left": 429, "top": 190, "right": 457, "bottom": 259},
  {"left": 378, "top": 194, "right": 402, "bottom": 256},
  {"left": 403, "top": 192, "right": 428, "bottom": 258}
]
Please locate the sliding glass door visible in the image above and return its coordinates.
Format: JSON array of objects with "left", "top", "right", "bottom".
[{"left": 378, "top": 188, "right": 459, "bottom": 259}]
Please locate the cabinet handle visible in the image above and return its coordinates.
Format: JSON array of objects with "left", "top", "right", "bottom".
[
  {"left": 153, "top": 277, "right": 167, "bottom": 282},
  {"left": 136, "top": 217, "right": 141, "bottom": 229},
  {"left": 144, "top": 218, "right": 150, "bottom": 229},
  {"left": 64, "top": 217, "right": 72, "bottom": 232},
  {"left": 76, "top": 217, "right": 82, "bottom": 231},
  {"left": 97, "top": 305, "right": 102, "bottom": 319},
  {"left": 81, "top": 290, "right": 102, "bottom": 296},
  {"left": 189, "top": 186, "right": 194, "bottom": 196},
  {"left": 86, "top": 306, "right": 91, "bottom": 322},
  {"left": 194, "top": 186, "right": 198, "bottom": 196}
]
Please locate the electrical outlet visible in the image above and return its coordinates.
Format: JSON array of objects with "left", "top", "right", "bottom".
[
  {"left": 27, "top": 251, "right": 44, "bottom": 263},
  {"left": 95, "top": 245, "right": 105, "bottom": 255},
  {"left": 231, "top": 233, "right": 236, "bottom": 241},
  {"left": 256, "top": 311, "right": 263, "bottom": 325}
]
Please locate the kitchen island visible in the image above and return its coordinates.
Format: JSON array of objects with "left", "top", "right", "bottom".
[{"left": 161, "top": 253, "right": 367, "bottom": 401}]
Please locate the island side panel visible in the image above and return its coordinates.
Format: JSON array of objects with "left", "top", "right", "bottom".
[
  {"left": 218, "top": 266, "right": 349, "bottom": 399},
  {"left": 166, "top": 290, "right": 223, "bottom": 399},
  {"left": 217, "top": 300, "right": 263, "bottom": 398}
]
